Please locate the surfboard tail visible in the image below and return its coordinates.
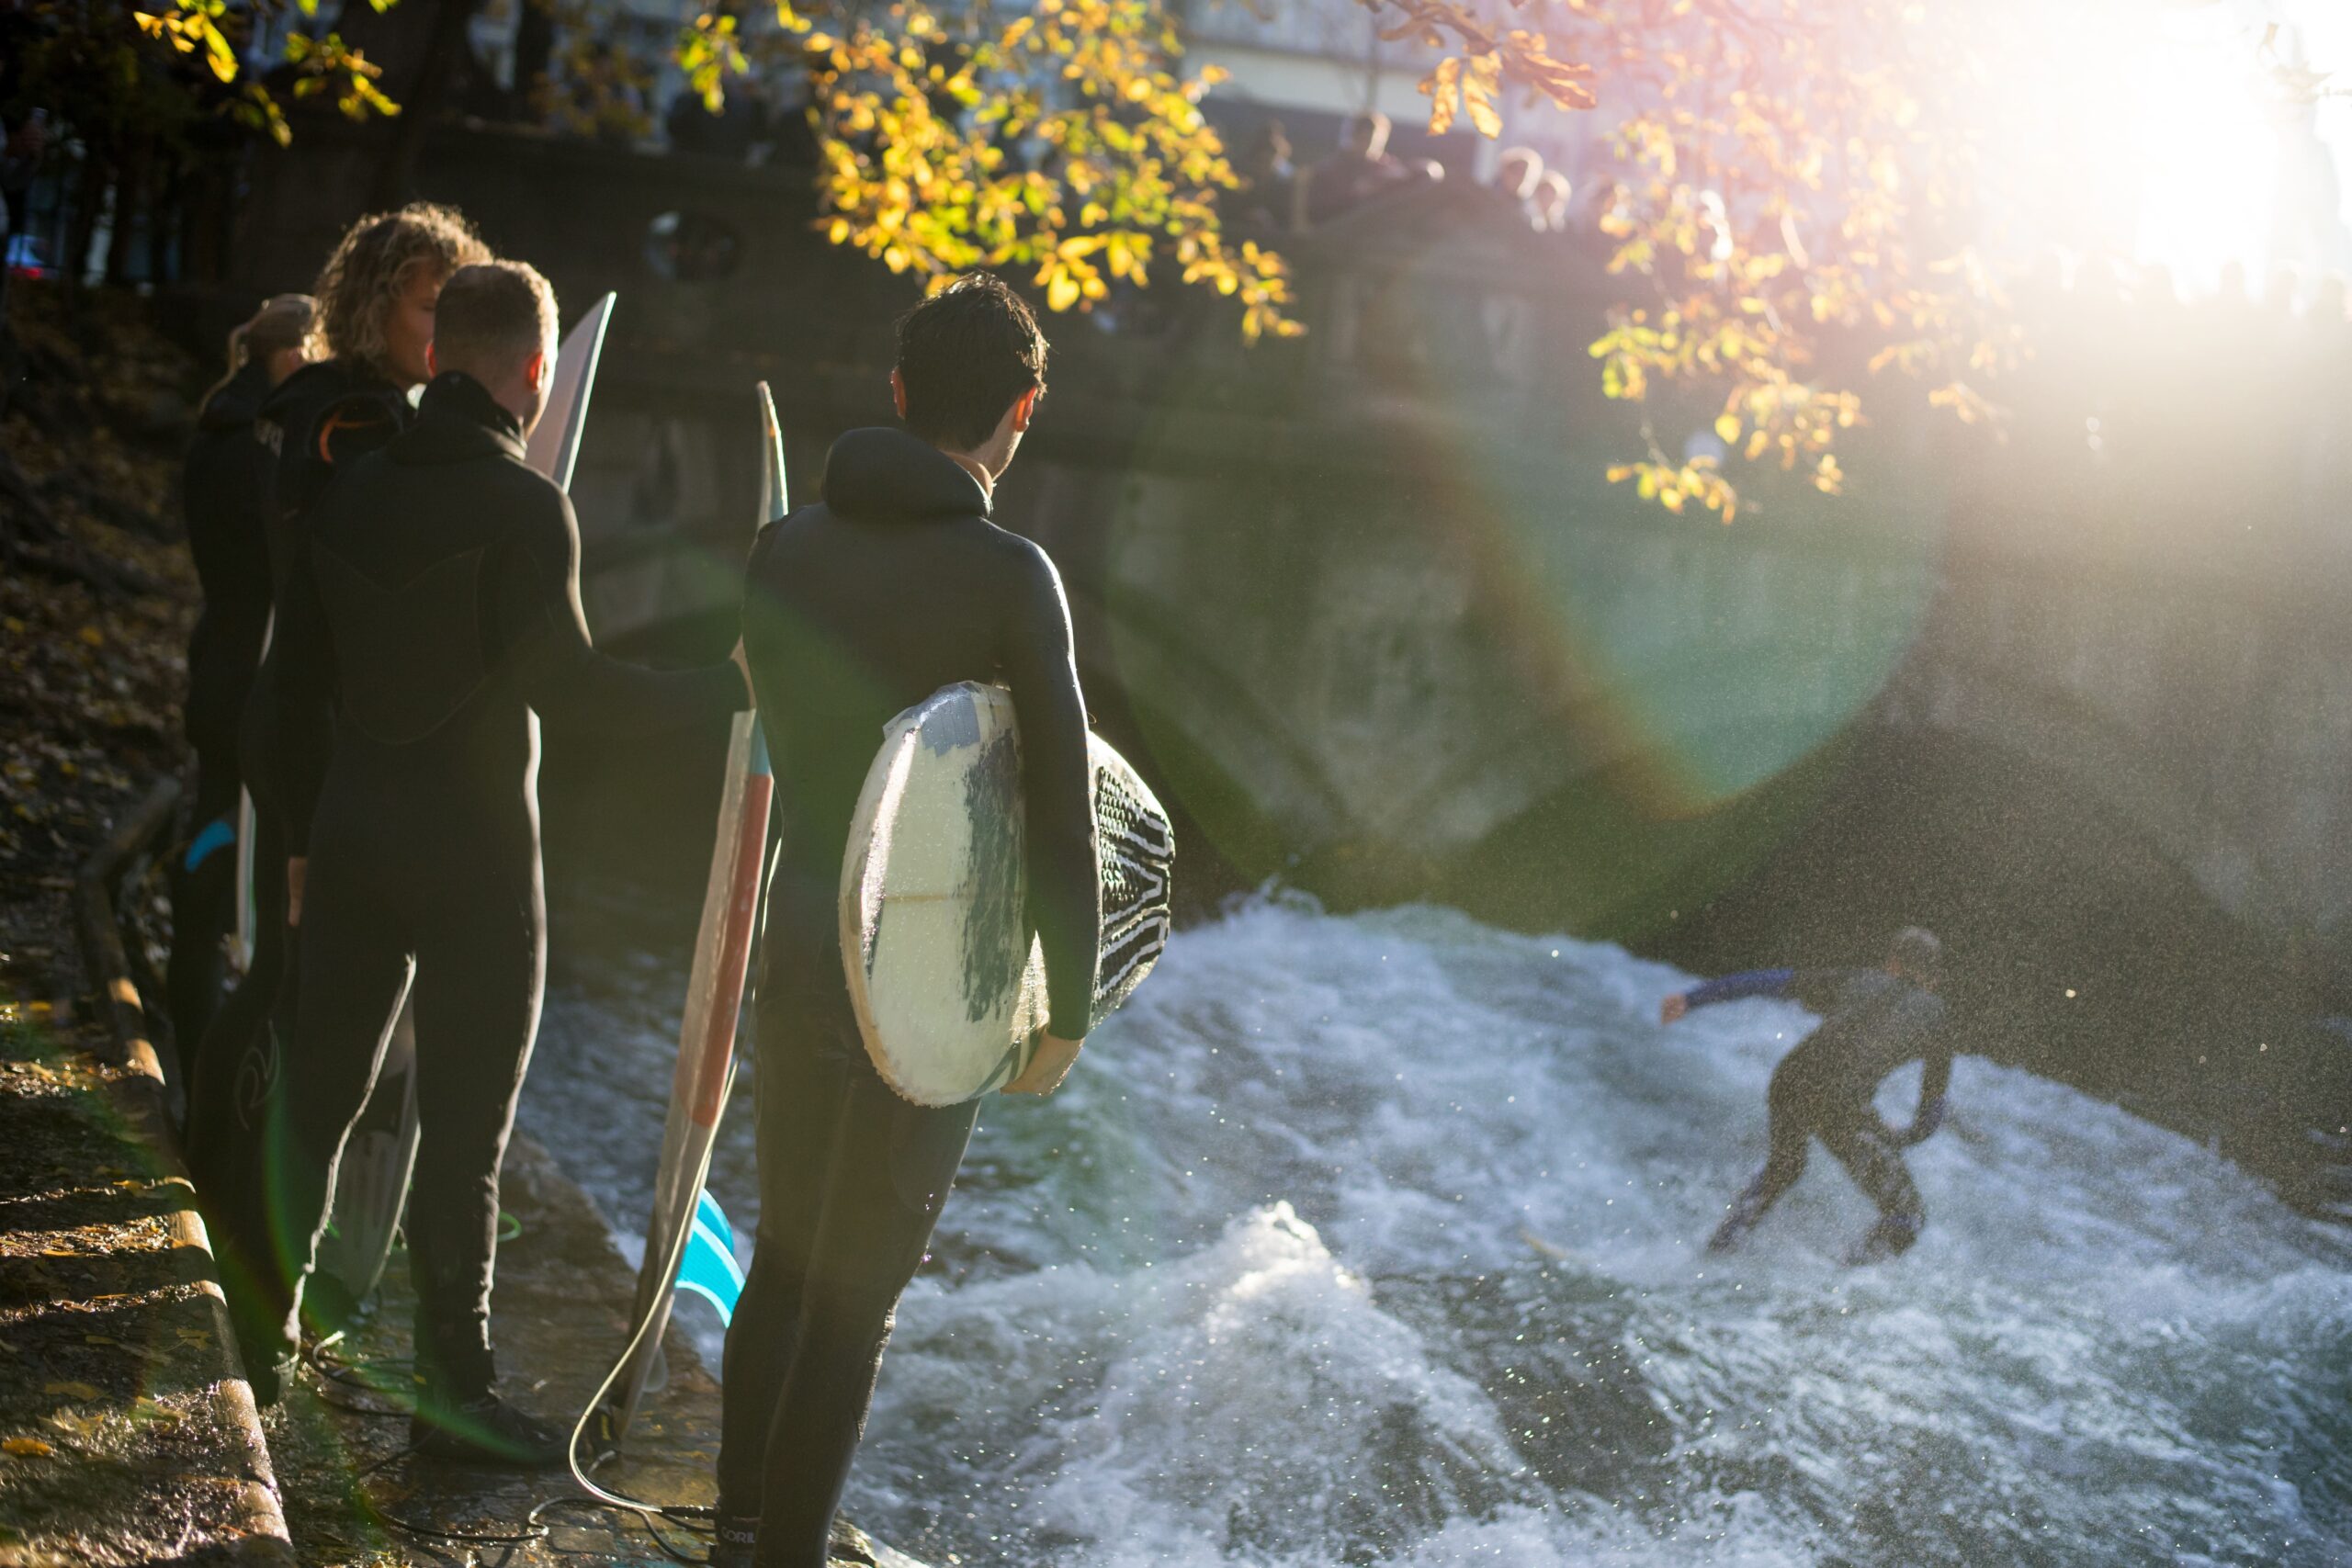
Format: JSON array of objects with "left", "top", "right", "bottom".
[
  {"left": 756, "top": 381, "right": 786, "bottom": 525},
  {"left": 605, "top": 384, "right": 783, "bottom": 1447},
  {"left": 524, "top": 293, "right": 616, "bottom": 491}
]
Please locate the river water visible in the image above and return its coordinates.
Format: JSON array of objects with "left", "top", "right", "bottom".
[{"left": 520, "top": 883, "right": 2352, "bottom": 1567}]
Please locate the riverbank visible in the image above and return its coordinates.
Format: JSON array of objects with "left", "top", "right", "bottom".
[{"left": 0, "top": 282, "right": 291, "bottom": 1562}]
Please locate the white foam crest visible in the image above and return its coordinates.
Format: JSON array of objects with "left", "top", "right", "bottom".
[{"left": 865, "top": 1200, "right": 1531, "bottom": 1564}]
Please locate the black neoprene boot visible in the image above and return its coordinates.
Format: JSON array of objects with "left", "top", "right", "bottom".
[
  {"left": 709, "top": 1515, "right": 758, "bottom": 1568},
  {"left": 409, "top": 1392, "right": 571, "bottom": 1469}
]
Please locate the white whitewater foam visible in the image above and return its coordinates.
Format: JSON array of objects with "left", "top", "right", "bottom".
[{"left": 529, "top": 894, "right": 2352, "bottom": 1566}]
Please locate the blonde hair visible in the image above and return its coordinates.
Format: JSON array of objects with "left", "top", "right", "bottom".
[
  {"left": 206, "top": 293, "right": 313, "bottom": 404},
  {"left": 306, "top": 202, "right": 492, "bottom": 379}
]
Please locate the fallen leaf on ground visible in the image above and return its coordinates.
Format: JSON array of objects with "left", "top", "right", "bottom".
[
  {"left": 2, "top": 1438, "right": 53, "bottom": 1457},
  {"left": 44, "top": 1382, "right": 100, "bottom": 1401}
]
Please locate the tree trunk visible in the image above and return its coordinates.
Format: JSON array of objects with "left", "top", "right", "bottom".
[
  {"left": 510, "top": 0, "right": 556, "bottom": 122},
  {"left": 369, "top": 0, "right": 486, "bottom": 208}
]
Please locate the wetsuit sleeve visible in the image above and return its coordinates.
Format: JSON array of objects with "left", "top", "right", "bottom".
[
  {"left": 1682, "top": 969, "right": 1795, "bottom": 1010},
  {"left": 1902, "top": 1047, "right": 1951, "bottom": 1145},
  {"left": 492, "top": 486, "right": 750, "bottom": 731},
  {"left": 273, "top": 547, "right": 338, "bottom": 855},
  {"left": 1001, "top": 544, "right": 1101, "bottom": 1039}
]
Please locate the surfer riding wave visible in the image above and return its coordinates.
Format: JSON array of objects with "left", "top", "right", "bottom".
[{"left": 1665, "top": 926, "right": 1951, "bottom": 1263}]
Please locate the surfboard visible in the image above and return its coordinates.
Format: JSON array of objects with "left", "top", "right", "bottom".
[
  {"left": 842, "top": 683, "right": 1175, "bottom": 1107},
  {"left": 314, "top": 293, "right": 620, "bottom": 1308},
  {"left": 601, "top": 380, "right": 780, "bottom": 1448},
  {"left": 524, "top": 293, "right": 615, "bottom": 492}
]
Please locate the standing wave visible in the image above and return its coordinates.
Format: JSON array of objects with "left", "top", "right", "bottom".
[{"left": 529, "top": 893, "right": 2352, "bottom": 1566}]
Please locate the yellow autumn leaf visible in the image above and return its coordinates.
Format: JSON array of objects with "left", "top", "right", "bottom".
[
  {"left": 44, "top": 1382, "right": 100, "bottom": 1401},
  {"left": 3, "top": 1438, "right": 52, "bottom": 1457}
]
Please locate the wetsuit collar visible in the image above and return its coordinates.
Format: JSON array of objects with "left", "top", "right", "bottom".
[
  {"left": 819, "top": 427, "right": 991, "bottom": 522},
  {"left": 415, "top": 371, "right": 526, "bottom": 455}
]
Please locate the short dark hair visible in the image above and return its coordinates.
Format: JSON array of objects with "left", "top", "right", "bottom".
[
  {"left": 434, "top": 261, "right": 559, "bottom": 375},
  {"left": 893, "top": 273, "right": 1048, "bottom": 450},
  {"left": 1889, "top": 926, "right": 1942, "bottom": 980}
]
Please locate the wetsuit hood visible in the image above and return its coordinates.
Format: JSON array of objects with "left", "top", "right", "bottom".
[
  {"left": 819, "top": 427, "right": 990, "bottom": 523},
  {"left": 198, "top": 363, "right": 272, "bottom": 432},
  {"left": 393, "top": 373, "right": 527, "bottom": 467}
]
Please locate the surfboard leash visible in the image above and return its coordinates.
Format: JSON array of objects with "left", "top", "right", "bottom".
[{"left": 553, "top": 1112, "right": 735, "bottom": 1543}]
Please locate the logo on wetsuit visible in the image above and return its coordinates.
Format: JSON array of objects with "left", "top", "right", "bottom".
[{"left": 316, "top": 402, "right": 400, "bottom": 464}]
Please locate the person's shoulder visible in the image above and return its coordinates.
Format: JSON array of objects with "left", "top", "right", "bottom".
[
  {"left": 198, "top": 367, "right": 269, "bottom": 431},
  {"left": 973, "top": 517, "right": 1063, "bottom": 588},
  {"left": 746, "top": 498, "right": 828, "bottom": 571},
  {"left": 475, "top": 446, "right": 571, "bottom": 532},
  {"left": 264, "top": 359, "right": 383, "bottom": 424},
  {"left": 257, "top": 360, "right": 339, "bottom": 415}
]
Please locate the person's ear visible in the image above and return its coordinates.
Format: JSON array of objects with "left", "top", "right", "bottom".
[
  {"left": 527, "top": 348, "right": 549, "bottom": 391},
  {"left": 1012, "top": 386, "right": 1041, "bottom": 433},
  {"left": 890, "top": 367, "right": 908, "bottom": 420},
  {"left": 425, "top": 342, "right": 438, "bottom": 378}
]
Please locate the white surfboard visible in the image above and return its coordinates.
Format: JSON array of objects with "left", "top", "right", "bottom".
[
  {"left": 842, "top": 683, "right": 1174, "bottom": 1107},
  {"left": 316, "top": 292, "right": 619, "bottom": 1306},
  {"left": 524, "top": 293, "right": 615, "bottom": 492}
]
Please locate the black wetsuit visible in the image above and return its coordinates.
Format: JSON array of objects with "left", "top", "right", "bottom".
[
  {"left": 184, "top": 360, "right": 411, "bottom": 1184},
  {"left": 167, "top": 365, "right": 276, "bottom": 1068},
  {"left": 215, "top": 371, "right": 750, "bottom": 1400},
  {"left": 1690, "top": 967, "right": 1950, "bottom": 1257},
  {"left": 725, "top": 427, "right": 1099, "bottom": 1566}
]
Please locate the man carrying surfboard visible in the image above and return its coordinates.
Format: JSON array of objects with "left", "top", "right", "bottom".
[
  {"left": 1664, "top": 927, "right": 1951, "bottom": 1263},
  {"left": 215, "top": 261, "right": 753, "bottom": 1464},
  {"left": 727, "top": 273, "right": 1099, "bottom": 1567}
]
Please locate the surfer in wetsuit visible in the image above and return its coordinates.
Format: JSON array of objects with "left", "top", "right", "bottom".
[
  {"left": 723, "top": 273, "right": 1100, "bottom": 1568},
  {"left": 186, "top": 205, "right": 489, "bottom": 1192},
  {"left": 1664, "top": 927, "right": 1950, "bottom": 1263},
  {"left": 167, "top": 294, "right": 312, "bottom": 1069},
  {"left": 215, "top": 261, "right": 752, "bottom": 1463}
]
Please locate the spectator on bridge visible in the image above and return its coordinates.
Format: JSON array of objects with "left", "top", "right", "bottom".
[
  {"left": 1491, "top": 145, "right": 1544, "bottom": 225},
  {"left": 1296, "top": 110, "right": 1408, "bottom": 227},
  {"left": 1232, "top": 119, "right": 1298, "bottom": 231},
  {"left": 767, "top": 74, "right": 821, "bottom": 167},
  {"left": 1532, "top": 171, "right": 1573, "bottom": 234}
]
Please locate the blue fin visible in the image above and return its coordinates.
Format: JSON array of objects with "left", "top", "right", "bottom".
[
  {"left": 184, "top": 818, "right": 236, "bottom": 873},
  {"left": 675, "top": 1187, "right": 747, "bottom": 1325}
]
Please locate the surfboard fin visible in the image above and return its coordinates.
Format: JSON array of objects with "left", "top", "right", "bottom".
[{"left": 674, "top": 1188, "right": 747, "bottom": 1327}]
